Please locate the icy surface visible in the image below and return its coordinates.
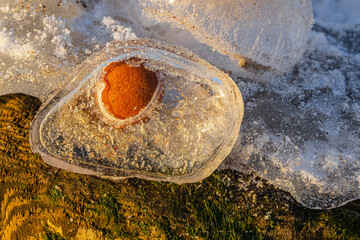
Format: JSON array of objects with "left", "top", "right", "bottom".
[
  {"left": 0, "top": 0, "right": 359, "bottom": 209},
  {"left": 312, "top": 0, "right": 360, "bottom": 26},
  {"left": 221, "top": 1, "right": 360, "bottom": 208},
  {"left": 139, "top": 0, "right": 313, "bottom": 76},
  {"left": 0, "top": 0, "right": 138, "bottom": 100},
  {"left": 30, "top": 40, "right": 244, "bottom": 183}
]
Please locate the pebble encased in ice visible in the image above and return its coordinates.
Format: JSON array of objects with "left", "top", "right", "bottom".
[
  {"left": 139, "top": 0, "right": 313, "bottom": 75},
  {"left": 30, "top": 39, "right": 244, "bottom": 183}
]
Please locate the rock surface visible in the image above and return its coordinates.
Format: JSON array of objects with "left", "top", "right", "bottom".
[{"left": 0, "top": 94, "right": 359, "bottom": 239}]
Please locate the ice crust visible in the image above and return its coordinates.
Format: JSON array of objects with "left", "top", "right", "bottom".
[
  {"left": 0, "top": 0, "right": 359, "bottom": 209},
  {"left": 0, "top": 0, "right": 138, "bottom": 100},
  {"left": 30, "top": 40, "right": 244, "bottom": 184},
  {"left": 139, "top": 0, "right": 313, "bottom": 76}
]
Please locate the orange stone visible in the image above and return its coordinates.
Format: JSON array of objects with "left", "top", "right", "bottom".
[{"left": 101, "top": 61, "right": 159, "bottom": 119}]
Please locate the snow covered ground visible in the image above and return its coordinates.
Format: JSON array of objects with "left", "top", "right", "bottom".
[{"left": 0, "top": 0, "right": 358, "bottom": 209}]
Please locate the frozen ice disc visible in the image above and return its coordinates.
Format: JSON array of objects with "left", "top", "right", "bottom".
[
  {"left": 30, "top": 39, "right": 244, "bottom": 183},
  {"left": 139, "top": 0, "right": 313, "bottom": 75}
]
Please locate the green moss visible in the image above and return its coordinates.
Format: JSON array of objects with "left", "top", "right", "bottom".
[
  {"left": 99, "top": 194, "right": 125, "bottom": 225},
  {"left": 131, "top": 174, "right": 262, "bottom": 239},
  {"left": 48, "top": 186, "right": 66, "bottom": 203},
  {"left": 42, "top": 232, "right": 68, "bottom": 240},
  {"left": 0, "top": 94, "right": 359, "bottom": 239},
  {"left": 125, "top": 171, "right": 360, "bottom": 240},
  {"left": 42, "top": 225, "right": 69, "bottom": 240},
  {"left": 97, "top": 193, "right": 126, "bottom": 238}
]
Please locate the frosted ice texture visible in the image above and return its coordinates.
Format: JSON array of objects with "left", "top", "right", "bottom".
[
  {"left": 0, "top": 0, "right": 138, "bottom": 101},
  {"left": 1, "top": 0, "right": 359, "bottom": 209},
  {"left": 139, "top": 0, "right": 313, "bottom": 75},
  {"left": 222, "top": 29, "right": 360, "bottom": 209},
  {"left": 30, "top": 39, "right": 244, "bottom": 184}
]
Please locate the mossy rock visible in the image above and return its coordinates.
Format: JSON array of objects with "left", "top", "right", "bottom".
[{"left": 0, "top": 94, "right": 359, "bottom": 239}]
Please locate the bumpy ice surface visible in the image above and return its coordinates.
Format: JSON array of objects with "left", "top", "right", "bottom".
[
  {"left": 0, "top": 0, "right": 359, "bottom": 209},
  {"left": 221, "top": 0, "right": 360, "bottom": 208},
  {"left": 139, "top": 0, "right": 313, "bottom": 75},
  {"left": 30, "top": 40, "right": 244, "bottom": 183}
]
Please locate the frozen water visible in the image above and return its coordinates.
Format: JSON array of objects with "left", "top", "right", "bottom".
[
  {"left": 0, "top": 0, "right": 313, "bottom": 97},
  {"left": 0, "top": 0, "right": 359, "bottom": 209},
  {"left": 30, "top": 39, "right": 244, "bottom": 183},
  {"left": 0, "top": 0, "right": 138, "bottom": 100},
  {"left": 312, "top": 0, "right": 360, "bottom": 26},
  {"left": 138, "top": 0, "right": 313, "bottom": 76},
  {"left": 221, "top": 5, "right": 360, "bottom": 208},
  {"left": 0, "top": 1, "right": 83, "bottom": 100}
]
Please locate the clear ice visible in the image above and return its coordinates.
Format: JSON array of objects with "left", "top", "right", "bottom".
[
  {"left": 0, "top": 0, "right": 359, "bottom": 209},
  {"left": 139, "top": 0, "right": 313, "bottom": 75},
  {"left": 30, "top": 40, "right": 244, "bottom": 183}
]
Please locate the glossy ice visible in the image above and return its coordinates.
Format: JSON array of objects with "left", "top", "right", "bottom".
[
  {"left": 29, "top": 39, "right": 244, "bottom": 183},
  {"left": 139, "top": 0, "right": 313, "bottom": 75}
]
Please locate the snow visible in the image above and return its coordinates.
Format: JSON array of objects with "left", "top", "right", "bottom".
[
  {"left": 312, "top": 0, "right": 360, "bottom": 26},
  {"left": 43, "top": 15, "right": 73, "bottom": 58},
  {"left": 101, "top": 16, "right": 137, "bottom": 41},
  {"left": 0, "top": 0, "right": 359, "bottom": 209},
  {"left": 0, "top": 27, "right": 34, "bottom": 60}
]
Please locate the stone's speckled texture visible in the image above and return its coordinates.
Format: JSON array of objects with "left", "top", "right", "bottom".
[
  {"left": 30, "top": 39, "right": 244, "bottom": 183},
  {"left": 139, "top": 0, "right": 313, "bottom": 76}
]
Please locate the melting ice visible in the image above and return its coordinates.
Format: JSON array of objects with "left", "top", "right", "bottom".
[{"left": 0, "top": 0, "right": 359, "bottom": 209}]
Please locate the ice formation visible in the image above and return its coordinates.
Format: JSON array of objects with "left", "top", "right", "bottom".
[
  {"left": 0, "top": 0, "right": 138, "bottom": 100},
  {"left": 221, "top": 0, "right": 360, "bottom": 208},
  {"left": 138, "top": 0, "right": 313, "bottom": 76},
  {"left": 30, "top": 40, "right": 244, "bottom": 183},
  {"left": 0, "top": 0, "right": 359, "bottom": 209}
]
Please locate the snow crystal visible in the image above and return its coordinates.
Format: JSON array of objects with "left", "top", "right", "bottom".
[
  {"left": 0, "top": 29, "right": 12, "bottom": 52},
  {"left": 0, "top": 4, "right": 10, "bottom": 13},
  {"left": 102, "top": 16, "right": 137, "bottom": 41},
  {"left": 0, "top": 28, "right": 34, "bottom": 60},
  {"left": 43, "top": 15, "right": 73, "bottom": 58}
]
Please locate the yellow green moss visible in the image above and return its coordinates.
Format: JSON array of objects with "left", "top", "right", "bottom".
[{"left": 0, "top": 94, "right": 359, "bottom": 239}]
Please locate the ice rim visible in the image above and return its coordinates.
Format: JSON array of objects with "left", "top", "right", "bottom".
[{"left": 29, "top": 39, "right": 244, "bottom": 184}]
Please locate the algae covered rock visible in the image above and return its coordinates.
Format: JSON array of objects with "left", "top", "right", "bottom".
[{"left": 0, "top": 93, "right": 359, "bottom": 239}]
